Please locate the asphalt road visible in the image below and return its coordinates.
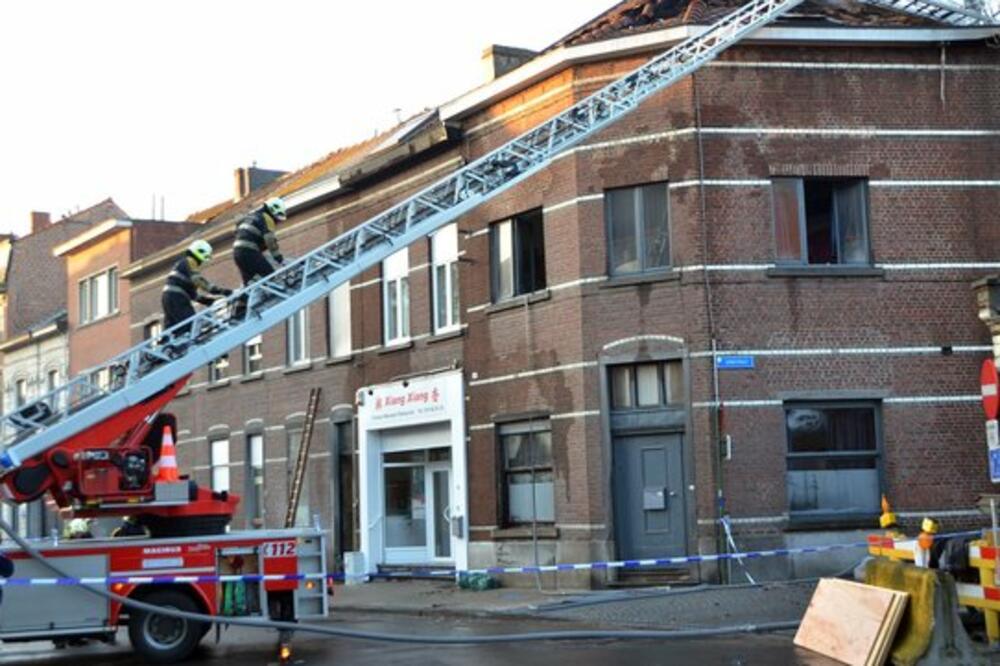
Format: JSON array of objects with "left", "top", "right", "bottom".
[{"left": 0, "top": 612, "right": 839, "bottom": 666}]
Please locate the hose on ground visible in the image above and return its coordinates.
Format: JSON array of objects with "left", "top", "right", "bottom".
[{"left": 0, "top": 518, "right": 799, "bottom": 644}]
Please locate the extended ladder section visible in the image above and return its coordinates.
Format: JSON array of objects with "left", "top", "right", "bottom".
[
  {"left": 858, "top": 0, "right": 996, "bottom": 24},
  {"left": 1, "top": 0, "right": 995, "bottom": 471}
]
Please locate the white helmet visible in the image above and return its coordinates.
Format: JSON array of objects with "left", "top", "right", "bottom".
[
  {"left": 264, "top": 197, "right": 287, "bottom": 221},
  {"left": 187, "top": 239, "right": 213, "bottom": 264},
  {"left": 66, "top": 518, "right": 91, "bottom": 537}
]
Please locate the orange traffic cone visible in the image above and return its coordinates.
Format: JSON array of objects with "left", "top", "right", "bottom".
[{"left": 156, "top": 426, "right": 180, "bottom": 483}]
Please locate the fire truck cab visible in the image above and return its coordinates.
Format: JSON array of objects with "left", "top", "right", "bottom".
[{"left": 0, "top": 528, "right": 327, "bottom": 663}]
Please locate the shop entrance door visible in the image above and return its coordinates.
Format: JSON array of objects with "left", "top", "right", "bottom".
[{"left": 382, "top": 452, "right": 453, "bottom": 565}]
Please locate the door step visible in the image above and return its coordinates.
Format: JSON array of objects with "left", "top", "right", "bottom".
[
  {"left": 375, "top": 564, "right": 455, "bottom": 581},
  {"left": 608, "top": 568, "right": 693, "bottom": 588}
]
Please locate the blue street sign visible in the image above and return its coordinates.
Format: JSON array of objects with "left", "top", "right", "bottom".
[
  {"left": 990, "top": 449, "right": 1000, "bottom": 484},
  {"left": 716, "top": 355, "right": 755, "bottom": 370}
]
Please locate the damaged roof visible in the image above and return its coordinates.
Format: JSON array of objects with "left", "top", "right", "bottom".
[{"left": 550, "top": 0, "right": 939, "bottom": 48}]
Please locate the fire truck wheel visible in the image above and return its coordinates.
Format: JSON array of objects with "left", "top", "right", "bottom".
[{"left": 128, "top": 589, "right": 207, "bottom": 663}]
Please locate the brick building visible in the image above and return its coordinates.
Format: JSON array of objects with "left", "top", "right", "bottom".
[
  {"left": 0, "top": 199, "right": 127, "bottom": 536},
  {"left": 119, "top": 1, "right": 1000, "bottom": 583},
  {"left": 54, "top": 217, "right": 201, "bottom": 380}
]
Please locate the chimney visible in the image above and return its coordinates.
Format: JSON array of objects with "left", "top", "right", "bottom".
[
  {"left": 481, "top": 45, "right": 537, "bottom": 83},
  {"left": 234, "top": 166, "right": 287, "bottom": 203},
  {"left": 30, "top": 211, "right": 51, "bottom": 234}
]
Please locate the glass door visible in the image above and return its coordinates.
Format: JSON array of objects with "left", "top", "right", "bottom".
[
  {"left": 429, "top": 465, "right": 451, "bottom": 560},
  {"left": 383, "top": 464, "right": 427, "bottom": 564}
]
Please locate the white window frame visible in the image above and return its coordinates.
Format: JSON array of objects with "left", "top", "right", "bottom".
[
  {"left": 209, "top": 354, "right": 229, "bottom": 383},
  {"left": 382, "top": 248, "right": 410, "bottom": 345},
  {"left": 286, "top": 308, "right": 309, "bottom": 366},
  {"left": 13, "top": 379, "right": 27, "bottom": 408},
  {"left": 245, "top": 334, "right": 263, "bottom": 374},
  {"left": 78, "top": 266, "right": 119, "bottom": 325},
  {"left": 210, "top": 438, "right": 230, "bottom": 493},
  {"left": 431, "top": 224, "right": 460, "bottom": 334},
  {"left": 327, "top": 281, "right": 352, "bottom": 359}
]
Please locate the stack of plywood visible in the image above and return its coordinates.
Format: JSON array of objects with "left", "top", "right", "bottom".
[{"left": 794, "top": 578, "right": 909, "bottom": 666}]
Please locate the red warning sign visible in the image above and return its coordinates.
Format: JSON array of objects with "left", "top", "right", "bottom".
[{"left": 982, "top": 359, "right": 999, "bottom": 420}]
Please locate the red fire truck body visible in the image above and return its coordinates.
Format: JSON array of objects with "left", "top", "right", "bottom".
[{"left": 0, "top": 528, "right": 327, "bottom": 662}]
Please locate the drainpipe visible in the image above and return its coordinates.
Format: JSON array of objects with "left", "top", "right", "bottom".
[{"left": 693, "top": 73, "right": 727, "bottom": 583}]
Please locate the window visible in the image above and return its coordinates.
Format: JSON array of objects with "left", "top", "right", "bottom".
[
  {"left": 244, "top": 335, "right": 263, "bottom": 374},
  {"left": 500, "top": 420, "right": 554, "bottom": 525},
  {"left": 382, "top": 248, "right": 410, "bottom": 344},
  {"left": 785, "top": 402, "right": 881, "bottom": 521},
  {"left": 246, "top": 434, "right": 264, "bottom": 528},
  {"left": 490, "top": 209, "right": 546, "bottom": 302},
  {"left": 327, "top": 282, "right": 352, "bottom": 358},
  {"left": 431, "top": 224, "right": 460, "bottom": 333},
  {"left": 14, "top": 379, "right": 26, "bottom": 408},
  {"left": 208, "top": 354, "right": 229, "bottom": 383},
  {"left": 46, "top": 369, "right": 58, "bottom": 393},
  {"left": 609, "top": 361, "right": 685, "bottom": 410},
  {"left": 772, "top": 178, "right": 870, "bottom": 266},
  {"left": 210, "top": 438, "right": 230, "bottom": 493},
  {"left": 286, "top": 308, "right": 309, "bottom": 366},
  {"left": 143, "top": 320, "right": 162, "bottom": 343},
  {"left": 78, "top": 267, "right": 119, "bottom": 324},
  {"left": 90, "top": 368, "right": 111, "bottom": 392},
  {"left": 287, "top": 430, "right": 311, "bottom": 527},
  {"left": 606, "top": 183, "right": 670, "bottom": 275}
]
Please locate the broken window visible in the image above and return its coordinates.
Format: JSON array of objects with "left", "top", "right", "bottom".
[
  {"left": 785, "top": 402, "right": 881, "bottom": 522},
  {"left": 490, "top": 209, "right": 546, "bottom": 302},
  {"left": 772, "top": 178, "right": 870, "bottom": 266},
  {"left": 606, "top": 182, "right": 670, "bottom": 276}
]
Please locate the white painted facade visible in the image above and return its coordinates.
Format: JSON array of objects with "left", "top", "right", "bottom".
[{"left": 357, "top": 370, "right": 468, "bottom": 573}]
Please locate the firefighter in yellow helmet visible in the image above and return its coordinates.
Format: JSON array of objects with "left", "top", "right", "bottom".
[{"left": 161, "top": 240, "right": 232, "bottom": 338}]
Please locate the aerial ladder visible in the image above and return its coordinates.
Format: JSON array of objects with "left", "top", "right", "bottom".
[{"left": 0, "top": 0, "right": 994, "bottom": 535}]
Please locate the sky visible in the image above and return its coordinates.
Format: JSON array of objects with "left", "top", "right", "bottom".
[{"left": 0, "top": 1, "right": 615, "bottom": 235}]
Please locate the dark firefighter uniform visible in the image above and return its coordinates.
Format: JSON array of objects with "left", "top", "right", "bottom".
[
  {"left": 233, "top": 208, "right": 283, "bottom": 285},
  {"left": 161, "top": 252, "right": 229, "bottom": 337}
]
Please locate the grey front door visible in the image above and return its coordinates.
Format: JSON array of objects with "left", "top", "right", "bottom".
[{"left": 613, "top": 433, "right": 686, "bottom": 559}]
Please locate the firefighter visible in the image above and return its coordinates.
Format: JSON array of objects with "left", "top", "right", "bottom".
[
  {"left": 230, "top": 197, "right": 287, "bottom": 320},
  {"left": 161, "top": 240, "right": 232, "bottom": 339},
  {"left": 234, "top": 196, "right": 287, "bottom": 285}
]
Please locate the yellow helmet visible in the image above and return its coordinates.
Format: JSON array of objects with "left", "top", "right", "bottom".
[{"left": 187, "top": 239, "right": 213, "bottom": 264}]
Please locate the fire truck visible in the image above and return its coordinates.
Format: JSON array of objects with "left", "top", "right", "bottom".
[
  {"left": 0, "top": 382, "right": 328, "bottom": 662},
  {"left": 0, "top": 526, "right": 327, "bottom": 662}
]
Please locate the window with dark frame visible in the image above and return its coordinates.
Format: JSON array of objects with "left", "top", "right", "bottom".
[
  {"left": 605, "top": 182, "right": 670, "bottom": 276},
  {"left": 609, "top": 361, "right": 685, "bottom": 410},
  {"left": 490, "top": 209, "right": 546, "bottom": 302},
  {"left": 772, "top": 177, "right": 870, "bottom": 266},
  {"left": 785, "top": 402, "right": 881, "bottom": 522},
  {"left": 499, "top": 420, "right": 554, "bottom": 525}
]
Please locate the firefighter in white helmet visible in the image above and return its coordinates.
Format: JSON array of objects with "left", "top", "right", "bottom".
[{"left": 161, "top": 240, "right": 232, "bottom": 337}]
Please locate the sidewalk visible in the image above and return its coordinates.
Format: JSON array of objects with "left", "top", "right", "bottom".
[{"left": 330, "top": 578, "right": 816, "bottom": 630}]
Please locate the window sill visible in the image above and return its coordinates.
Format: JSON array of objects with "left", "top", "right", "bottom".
[
  {"left": 426, "top": 328, "right": 464, "bottom": 344},
  {"left": 325, "top": 354, "right": 354, "bottom": 366},
  {"left": 485, "top": 289, "right": 551, "bottom": 315},
  {"left": 76, "top": 310, "right": 122, "bottom": 330},
  {"left": 600, "top": 271, "right": 680, "bottom": 289},
  {"left": 767, "top": 265, "right": 885, "bottom": 278},
  {"left": 785, "top": 514, "right": 879, "bottom": 531},
  {"left": 239, "top": 372, "right": 264, "bottom": 384},
  {"left": 283, "top": 361, "right": 313, "bottom": 375},
  {"left": 491, "top": 525, "right": 558, "bottom": 540},
  {"left": 378, "top": 340, "right": 413, "bottom": 355},
  {"left": 206, "top": 379, "right": 231, "bottom": 391}
]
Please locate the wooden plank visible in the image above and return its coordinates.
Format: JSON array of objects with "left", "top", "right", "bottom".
[{"left": 794, "top": 578, "right": 909, "bottom": 666}]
